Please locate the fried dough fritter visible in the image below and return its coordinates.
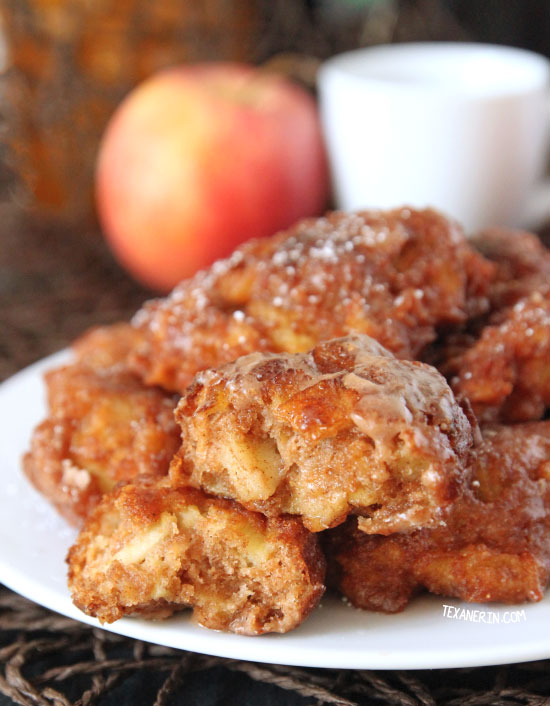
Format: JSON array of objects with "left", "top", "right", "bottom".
[
  {"left": 67, "top": 479, "right": 326, "bottom": 635},
  {"left": 424, "top": 229, "right": 550, "bottom": 423},
  {"left": 325, "top": 423, "right": 550, "bottom": 612},
  {"left": 447, "top": 290, "right": 550, "bottom": 423},
  {"left": 170, "top": 334, "right": 473, "bottom": 533},
  {"left": 23, "top": 325, "right": 180, "bottom": 526},
  {"left": 470, "top": 227, "right": 550, "bottom": 309},
  {"left": 71, "top": 322, "right": 146, "bottom": 371},
  {"left": 130, "top": 208, "right": 494, "bottom": 394}
]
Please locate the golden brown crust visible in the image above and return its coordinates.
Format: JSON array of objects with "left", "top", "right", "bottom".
[
  {"left": 67, "top": 478, "right": 325, "bottom": 634},
  {"left": 23, "top": 324, "right": 180, "bottom": 526},
  {"left": 71, "top": 323, "right": 146, "bottom": 371},
  {"left": 25, "top": 218, "right": 550, "bottom": 634},
  {"left": 171, "top": 334, "right": 472, "bottom": 533},
  {"left": 426, "top": 229, "right": 550, "bottom": 423},
  {"left": 130, "top": 208, "right": 493, "bottom": 394},
  {"left": 325, "top": 422, "right": 550, "bottom": 612},
  {"left": 447, "top": 291, "right": 550, "bottom": 423},
  {"left": 470, "top": 227, "right": 550, "bottom": 309}
]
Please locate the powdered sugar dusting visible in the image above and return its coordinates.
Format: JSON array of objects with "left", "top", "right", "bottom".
[{"left": 130, "top": 208, "right": 492, "bottom": 394}]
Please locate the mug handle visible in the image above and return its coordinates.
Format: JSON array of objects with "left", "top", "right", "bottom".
[
  {"left": 523, "top": 93, "right": 550, "bottom": 230},
  {"left": 524, "top": 179, "right": 550, "bottom": 230}
]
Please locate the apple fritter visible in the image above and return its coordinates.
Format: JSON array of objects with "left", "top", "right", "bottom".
[
  {"left": 67, "top": 479, "right": 325, "bottom": 634},
  {"left": 424, "top": 230, "right": 550, "bottom": 422},
  {"left": 71, "top": 322, "right": 146, "bottom": 371},
  {"left": 170, "top": 334, "right": 473, "bottom": 533},
  {"left": 23, "top": 324, "right": 180, "bottom": 526},
  {"left": 325, "top": 422, "right": 550, "bottom": 612},
  {"left": 470, "top": 227, "right": 550, "bottom": 310},
  {"left": 130, "top": 207, "right": 494, "bottom": 394},
  {"left": 447, "top": 290, "right": 550, "bottom": 423}
]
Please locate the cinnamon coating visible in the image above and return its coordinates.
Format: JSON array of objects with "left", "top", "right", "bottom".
[
  {"left": 447, "top": 290, "right": 550, "bottom": 423},
  {"left": 22, "top": 212, "right": 550, "bottom": 633},
  {"left": 171, "top": 334, "right": 473, "bottom": 533},
  {"left": 470, "top": 227, "right": 550, "bottom": 310},
  {"left": 23, "top": 324, "right": 180, "bottom": 525},
  {"left": 67, "top": 478, "right": 325, "bottom": 635},
  {"left": 429, "top": 229, "right": 550, "bottom": 423},
  {"left": 130, "top": 208, "right": 493, "bottom": 394},
  {"left": 325, "top": 423, "right": 550, "bottom": 612}
]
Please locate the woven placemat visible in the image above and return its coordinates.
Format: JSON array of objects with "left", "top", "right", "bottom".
[
  {"left": 3, "top": 587, "right": 550, "bottom": 706},
  {"left": 2, "top": 203, "right": 550, "bottom": 706}
]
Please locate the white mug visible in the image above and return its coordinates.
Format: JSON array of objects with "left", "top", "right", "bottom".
[{"left": 318, "top": 43, "right": 550, "bottom": 234}]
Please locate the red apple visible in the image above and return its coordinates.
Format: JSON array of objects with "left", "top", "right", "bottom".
[{"left": 96, "top": 62, "right": 329, "bottom": 291}]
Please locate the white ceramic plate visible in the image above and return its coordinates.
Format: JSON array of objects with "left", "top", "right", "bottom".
[{"left": 1, "top": 352, "right": 550, "bottom": 669}]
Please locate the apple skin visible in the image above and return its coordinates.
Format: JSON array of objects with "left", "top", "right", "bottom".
[{"left": 96, "top": 62, "right": 329, "bottom": 291}]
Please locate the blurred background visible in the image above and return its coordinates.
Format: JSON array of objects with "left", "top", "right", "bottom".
[
  {"left": 0, "top": 0, "right": 549, "bottom": 375},
  {"left": 0, "top": 7, "right": 549, "bottom": 705}
]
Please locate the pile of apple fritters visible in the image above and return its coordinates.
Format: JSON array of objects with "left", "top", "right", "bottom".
[{"left": 24, "top": 208, "right": 550, "bottom": 635}]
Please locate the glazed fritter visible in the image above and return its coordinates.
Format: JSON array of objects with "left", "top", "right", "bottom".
[
  {"left": 470, "top": 227, "right": 550, "bottom": 309},
  {"left": 71, "top": 322, "right": 146, "bottom": 371},
  {"left": 130, "top": 208, "right": 494, "bottom": 394},
  {"left": 25, "top": 212, "right": 550, "bottom": 637},
  {"left": 170, "top": 334, "right": 473, "bottom": 533},
  {"left": 23, "top": 325, "right": 180, "bottom": 526},
  {"left": 427, "top": 229, "right": 550, "bottom": 423},
  {"left": 326, "top": 423, "right": 550, "bottom": 612},
  {"left": 447, "top": 290, "right": 550, "bottom": 423},
  {"left": 67, "top": 478, "right": 325, "bottom": 635}
]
